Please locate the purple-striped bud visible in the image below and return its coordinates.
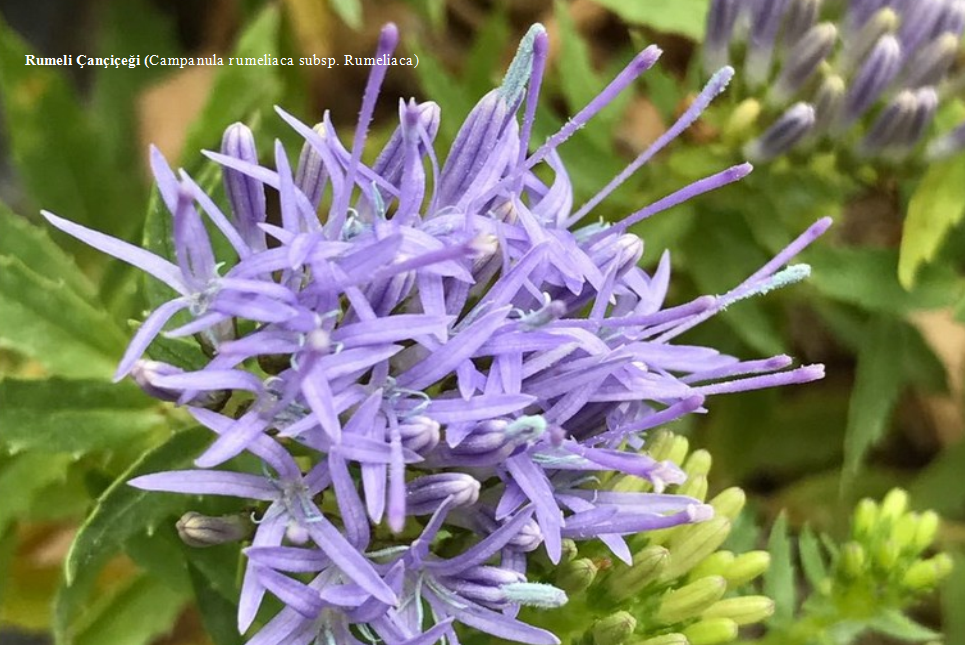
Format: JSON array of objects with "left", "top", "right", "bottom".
[
  {"left": 508, "top": 516, "right": 544, "bottom": 552},
  {"left": 901, "top": 87, "right": 939, "bottom": 152},
  {"left": 926, "top": 118, "right": 965, "bottom": 160},
  {"left": 372, "top": 100, "right": 441, "bottom": 189},
  {"left": 811, "top": 74, "right": 845, "bottom": 134},
  {"left": 858, "top": 89, "right": 917, "bottom": 156},
  {"left": 840, "top": 35, "right": 903, "bottom": 127},
  {"left": 780, "top": 0, "right": 821, "bottom": 48},
  {"left": 442, "top": 417, "right": 547, "bottom": 465},
  {"left": 703, "top": 0, "right": 741, "bottom": 74},
  {"left": 744, "top": 102, "right": 815, "bottom": 161},
  {"left": 176, "top": 511, "right": 252, "bottom": 547},
  {"left": 294, "top": 123, "right": 329, "bottom": 211},
  {"left": 898, "top": 0, "right": 947, "bottom": 56},
  {"left": 841, "top": 8, "right": 899, "bottom": 73},
  {"left": 941, "top": 0, "right": 965, "bottom": 36},
  {"left": 900, "top": 33, "right": 959, "bottom": 89},
  {"left": 398, "top": 415, "right": 441, "bottom": 454},
  {"left": 745, "top": 0, "right": 792, "bottom": 87},
  {"left": 406, "top": 473, "right": 481, "bottom": 515},
  {"left": 130, "top": 359, "right": 227, "bottom": 408},
  {"left": 771, "top": 23, "right": 837, "bottom": 104},
  {"left": 221, "top": 123, "right": 267, "bottom": 250}
]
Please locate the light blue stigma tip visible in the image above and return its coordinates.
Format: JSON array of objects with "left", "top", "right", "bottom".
[
  {"left": 726, "top": 263, "right": 811, "bottom": 307},
  {"left": 505, "top": 415, "right": 548, "bottom": 441},
  {"left": 499, "top": 24, "right": 546, "bottom": 104},
  {"left": 502, "top": 582, "right": 568, "bottom": 608}
]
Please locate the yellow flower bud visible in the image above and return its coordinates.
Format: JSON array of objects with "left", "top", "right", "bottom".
[
  {"left": 632, "top": 635, "right": 689, "bottom": 645},
  {"left": 725, "top": 551, "right": 771, "bottom": 587},
  {"left": 852, "top": 498, "right": 879, "bottom": 540},
  {"left": 682, "top": 618, "right": 739, "bottom": 645},
  {"left": 593, "top": 611, "right": 638, "bottom": 645},
  {"left": 913, "top": 511, "right": 940, "bottom": 553},
  {"left": 645, "top": 430, "right": 676, "bottom": 462},
  {"left": 723, "top": 98, "right": 762, "bottom": 141},
  {"left": 683, "top": 449, "right": 713, "bottom": 478},
  {"left": 708, "top": 488, "right": 746, "bottom": 521},
  {"left": 666, "top": 435, "right": 691, "bottom": 469},
  {"left": 662, "top": 518, "right": 732, "bottom": 581},
  {"left": 607, "top": 545, "right": 670, "bottom": 600},
  {"left": 555, "top": 558, "right": 598, "bottom": 594},
  {"left": 839, "top": 542, "right": 866, "bottom": 579},
  {"left": 678, "top": 474, "right": 709, "bottom": 502},
  {"left": 874, "top": 539, "right": 900, "bottom": 571},
  {"left": 656, "top": 576, "right": 728, "bottom": 625},
  {"left": 689, "top": 550, "right": 735, "bottom": 581},
  {"left": 879, "top": 489, "right": 909, "bottom": 525},
  {"left": 903, "top": 553, "right": 954, "bottom": 590},
  {"left": 701, "top": 595, "right": 775, "bottom": 625}
]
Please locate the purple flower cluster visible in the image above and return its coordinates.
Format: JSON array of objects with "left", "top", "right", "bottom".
[
  {"left": 705, "top": 0, "right": 965, "bottom": 161},
  {"left": 45, "top": 24, "right": 825, "bottom": 645}
]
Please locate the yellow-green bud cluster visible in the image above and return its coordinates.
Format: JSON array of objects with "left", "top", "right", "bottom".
[
  {"left": 516, "top": 430, "right": 774, "bottom": 645},
  {"left": 831, "top": 488, "right": 951, "bottom": 599}
]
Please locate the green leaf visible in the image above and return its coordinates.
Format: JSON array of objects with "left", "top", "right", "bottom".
[
  {"left": 0, "top": 204, "right": 98, "bottom": 300},
  {"left": 806, "top": 246, "right": 962, "bottom": 314},
  {"left": 63, "top": 426, "right": 211, "bottom": 586},
  {"left": 797, "top": 524, "right": 829, "bottom": 589},
  {"left": 911, "top": 440, "right": 965, "bottom": 516},
  {"left": 0, "top": 15, "right": 141, "bottom": 243},
  {"left": 0, "top": 452, "right": 74, "bottom": 533},
  {"left": 764, "top": 512, "right": 795, "bottom": 627},
  {"left": 186, "top": 547, "right": 244, "bottom": 645},
  {"left": 463, "top": 9, "right": 510, "bottom": 97},
  {"left": 408, "top": 41, "right": 476, "bottom": 143},
  {"left": 899, "top": 156, "right": 965, "bottom": 288},
  {"left": 180, "top": 6, "right": 282, "bottom": 164},
  {"left": 587, "top": 0, "right": 711, "bottom": 39},
  {"left": 842, "top": 318, "right": 906, "bottom": 485},
  {"left": 867, "top": 609, "right": 941, "bottom": 641},
  {"left": 0, "top": 255, "right": 127, "bottom": 378},
  {"left": 71, "top": 573, "right": 189, "bottom": 645},
  {"left": 0, "top": 378, "right": 164, "bottom": 454},
  {"left": 944, "top": 553, "right": 965, "bottom": 645},
  {"left": 328, "top": 0, "right": 363, "bottom": 29},
  {"left": 555, "top": 1, "right": 604, "bottom": 118}
]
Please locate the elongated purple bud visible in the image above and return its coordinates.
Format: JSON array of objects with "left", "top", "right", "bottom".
[
  {"left": 294, "top": 123, "right": 329, "bottom": 211},
  {"left": 899, "top": 0, "right": 946, "bottom": 56},
  {"left": 406, "top": 473, "right": 481, "bottom": 515},
  {"left": 841, "top": 8, "right": 898, "bottom": 73},
  {"left": 839, "top": 35, "right": 902, "bottom": 128},
  {"left": 900, "top": 87, "right": 939, "bottom": 152},
  {"left": 780, "top": 0, "right": 821, "bottom": 48},
  {"left": 941, "top": 0, "right": 965, "bottom": 37},
  {"left": 845, "top": 0, "right": 887, "bottom": 34},
  {"left": 900, "top": 33, "right": 958, "bottom": 89},
  {"left": 858, "top": 89, "right": 918, "bottom": 156},
  {"left": 926, "top": 118, "right": 965, "bottom": 160},
  {"left": 703, "top": 0, "right": 740, "bottom": 74},
  {"left": 811, "top": 74, "right": 845, "bottom": 134},
  {"left": 770, "top": 23, "right": 837, "bottom": 103},
  {"left": 372, "top": 100, "right": 441, "bottom": 187},
  {"left": 745, "top": 0, "right": 791, "bottom": 87},
  {"left": 177, "top": 511, "right": 252, "bottom": 547},
  {"left": 130, "top": 359, "right": 227, "bottom": 408},
  {"left": 221, "top": 123, "right": 266, "bottom": 250},
  {"left": 745, "top": 102, "right": 815, "bottom": 161}
]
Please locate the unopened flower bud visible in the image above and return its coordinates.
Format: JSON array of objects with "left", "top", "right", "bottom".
[
  {"left": 398, "top": 415, "right": 440, "bottom": 454},
  {"left": 841, "top": 8, "right": 899, "bottom": 73},
  {"left": 644, "top": 430, "right": 676, "bottom": 463},
  {"left": 704, "top": 0, "right": 741, "bottom": 74},
  {"left": 593, "top": 611, "right": 637, "bottom": 645},
  {"left": 607, "top": 545, "right": 670, "bottom": 600},
  {"left": 682, "top": 617, "right": 739, "bottom": 645},
  {"left": 858, "top": 90, "right": 918, "bottom": 157},
  {"left": 634, "top": 635, "right": 689, "bottom": 645},
  {"left": 853, "top": 498, "right": 879, "bottom": 540},
  {"left": 678, "top": 474, "right": 709, "bottom": 502},
  {"left": 840, "top": 35, "right": 903, "bottom": 127},
  {"left": 893, "top": 513, "right": 921, "bottom": 552},
  {"left": 683, "top": 450, "right": 713, "bottom": 478},
  {"left": 709, "top": 487, "right": 745, "bottom": 521},
  {"left": 656, "top": 575, "right": 728, "bottom": 624},
  {"left": 725, "top": 551, "right": 771, "bottom": 587},
  {"left": 913, "top": 511, "right": 940, "bottom": 552},
  {"left": 880, "top": 489, "right": 909, "bottom": 525},
  {"left": 839, "top": 542, "right": 867, "bottom": 579},
  {"left": 781, "top": 0, "right": 821, "bottom": 47},
  {"left": 176, "top": 511, "right": 251, "bottom": 548},
  {"left": 745, "top": 102, "right": 815, "bottom": 162},
  {"left": 662, "top": 517, "right": 732, "bottom": 581},
  {"left": 509, "top": 516, "right": 544, "bottom": 552},
  {"left": 405, "top": 473, "right": 480, "bottom": 515},
  {"left": 771, "top": 23, "right": 837, "bottom": 104},
  {"left": 874, "top": 539, "right": 901, "bottom": 571},
  {"left": 811, "top": 74, "right": 845, "bottom": 134},
  {"left": 689, "top": 550, "right": 735, "bottom": 581},
  {"left": 745, "top": 0, "right": 792, "bottom": 88},
  {"left": 221, "top": 122, "right": 267, "bottom": 249},
  {"left": 556, "top": 558, "right": 599, "bottom": 594},
  {"left": 902, "top": 33, "right": 959, "bottom": 89},
  {"left": 903, "top": 553, "right": 954, "bottom": 590},
  {"left": 666, "top": 435, "right": 691, "bottom": 469},
  {"left": 701, "top": 595, "right": 775, "bottom": 625},
  {"left": 293, "top": 123, "right": 329, "bottom": 211},
  {"left": 723, "top": 98, "right": 762, "bottom": 141},
  {"left": 130, "top": 360, "right": 228, "bottom": 409}
]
